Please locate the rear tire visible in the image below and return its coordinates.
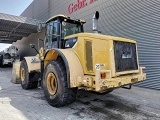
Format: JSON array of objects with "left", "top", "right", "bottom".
[
  {"left": 20, "top": 60, "right": 38, "bottom": 90},
  {"left": 43, "top": 60, "right": 77, "bottom": 107},
  {"left": 0, "top": 59, "right": 4, "bottom": 67},
  {"left": 0, "top": 60, "right": 2, "bottom": 67}
]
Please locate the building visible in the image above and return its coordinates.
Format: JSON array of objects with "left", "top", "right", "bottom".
[{"left": 13, "top": 0, "right": 160, "bottom": 90}]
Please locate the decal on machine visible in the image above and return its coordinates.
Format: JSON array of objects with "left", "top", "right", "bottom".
[
  {"left": 30, "top": 57, "right": 40, "bottom": 63},
  {"left": 95, "top": 63, "right": 105, "bottom": 70}
]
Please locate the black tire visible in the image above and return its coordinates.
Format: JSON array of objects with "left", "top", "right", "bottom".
[
  {"left": 20, "top": 60, "right": 38, "bottom": 90},
  {"left": 43, "top": 60, "right": 77, "bottom": 107},
  {"left": 0, "top": 55, "right": 2, "bottom": 67},
  {"left": 0, "top": 60, "right": 2, "bottom": 67},
  {"left": 1, "top": 59, "right": 4, "bottom": 68},
  {"left": 0, "top": 56, "right": 4, "bottom": 67}
]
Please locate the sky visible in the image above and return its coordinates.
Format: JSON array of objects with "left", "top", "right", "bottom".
[{"left": 0, "top": 0, "right": 33, "bottom": 51}]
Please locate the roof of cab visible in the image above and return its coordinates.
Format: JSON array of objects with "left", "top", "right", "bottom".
[{"left": 46, "top": 14, "right": 86, "bottom": 23}]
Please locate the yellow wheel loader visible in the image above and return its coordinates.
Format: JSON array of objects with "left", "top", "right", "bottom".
[{"left": 18, "top": 11, "right": 146, "bottom": 107}]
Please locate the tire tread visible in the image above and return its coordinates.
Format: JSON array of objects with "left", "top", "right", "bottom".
[{"left": 44, "top": 60, "right": 77, "bottom": 107}]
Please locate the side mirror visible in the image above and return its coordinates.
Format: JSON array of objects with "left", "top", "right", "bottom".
[
  {"left": 37, "top": 22, "right": 42, "bottom": 32},
  {"left": 30, "top": 44, "right": 35, "bottom": 48},
  {"left": 30, "top": 43, "right": 39, "bottom": 54}
]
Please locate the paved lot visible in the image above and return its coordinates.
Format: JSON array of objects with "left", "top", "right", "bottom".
[{"left": 0, "top": 67, "right": 160, "bottom": 120}]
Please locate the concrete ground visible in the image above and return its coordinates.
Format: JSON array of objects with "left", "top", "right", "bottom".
[{"left": 0, "top": 67, "right": 160, "bottom": 120}]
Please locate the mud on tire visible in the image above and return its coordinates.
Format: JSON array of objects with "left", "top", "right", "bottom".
[{"left": 43, "top": 60, "right": 77, "bottom": 107}]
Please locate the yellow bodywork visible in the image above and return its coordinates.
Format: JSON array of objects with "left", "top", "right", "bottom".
[
  {"left": 24, "top": 56, "right": 40, "bottom": 72},
  {"left": 67, "top": 33, "right": 139, "bottom": 76},
  {"left": 43, "top": 33, "right": 146, "bottom": 92},
  {"left": 44, "top": 49, "right": 84, "bottom": 87},
  {"left": 13, "top": 14, "right": 146, "bottom": 93}
]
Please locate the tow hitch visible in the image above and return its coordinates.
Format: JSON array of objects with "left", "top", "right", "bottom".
[{"left": 122, "top": 85, "right": 132, "bottom": 89}]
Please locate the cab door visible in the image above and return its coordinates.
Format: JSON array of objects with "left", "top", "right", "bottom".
[{"left": 45, "top": 20, "right": 61, "bottom": 49}]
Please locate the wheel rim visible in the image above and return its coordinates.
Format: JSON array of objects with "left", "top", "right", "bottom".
[
  {"left": 47, "top": 72, "right": 57, "bottom": 95},
  {"left": 21, "top": 68, "right": 25, "bottom": 81}
]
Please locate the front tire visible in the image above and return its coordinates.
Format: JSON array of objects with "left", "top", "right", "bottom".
[
  {"left": 43, "top": 60, "right": 77, "bottom": 107},
  {"left": 20, "top": 60, "right": 38, "bottom": 90}
]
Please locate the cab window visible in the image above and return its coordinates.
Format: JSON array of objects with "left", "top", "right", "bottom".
[
  {"left": 61, "top": 21, "right": 81, "bottom": 39},
  {"left": 46, "top": 21, "right": 59, "bottom": 48}
]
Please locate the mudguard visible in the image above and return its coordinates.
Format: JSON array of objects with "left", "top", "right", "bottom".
[
  {"left": 44, "top": 49, "right": 84, "bottom": 88},
  {"left": 24, "top": 56, "right": 40, "bottom": 72}
]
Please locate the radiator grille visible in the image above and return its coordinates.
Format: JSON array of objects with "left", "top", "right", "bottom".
[
  {"left": 85, "top": 41, "right": 93, "bottom": 71},
  {"left": 114, "top": 41, "right": 138, "bottom": 72}
]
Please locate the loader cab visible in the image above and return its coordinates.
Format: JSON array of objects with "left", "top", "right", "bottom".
[{"left": 45, "top": 15, "right": 85, "bottom": 49}]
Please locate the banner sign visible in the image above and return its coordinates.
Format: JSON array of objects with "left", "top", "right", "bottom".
[{"left": 68, "top": 0, "right": 97, "bottom": 14}]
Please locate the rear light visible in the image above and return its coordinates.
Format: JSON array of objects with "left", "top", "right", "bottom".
[{"left": 101, "top": 73, "right": 106, "bottom": 79}]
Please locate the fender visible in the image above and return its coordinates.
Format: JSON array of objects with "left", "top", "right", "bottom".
[
  {"left": 24, "top": 56, "right": 40, "bottom": 72},
  {"left": 44, "top": 49, "right": 84, "bottom": 88}
]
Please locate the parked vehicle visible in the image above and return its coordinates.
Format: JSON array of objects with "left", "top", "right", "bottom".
[
  {"left": 0, "top": 46, "right": 20, "bottom": 67},
  {"left": 15, "top": 11, "right": 146, "bottom": 107}
]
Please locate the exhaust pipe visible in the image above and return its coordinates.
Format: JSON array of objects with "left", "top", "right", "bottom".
[{"left": 93, "top": 11, "right": 99, "bottom": 33}]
